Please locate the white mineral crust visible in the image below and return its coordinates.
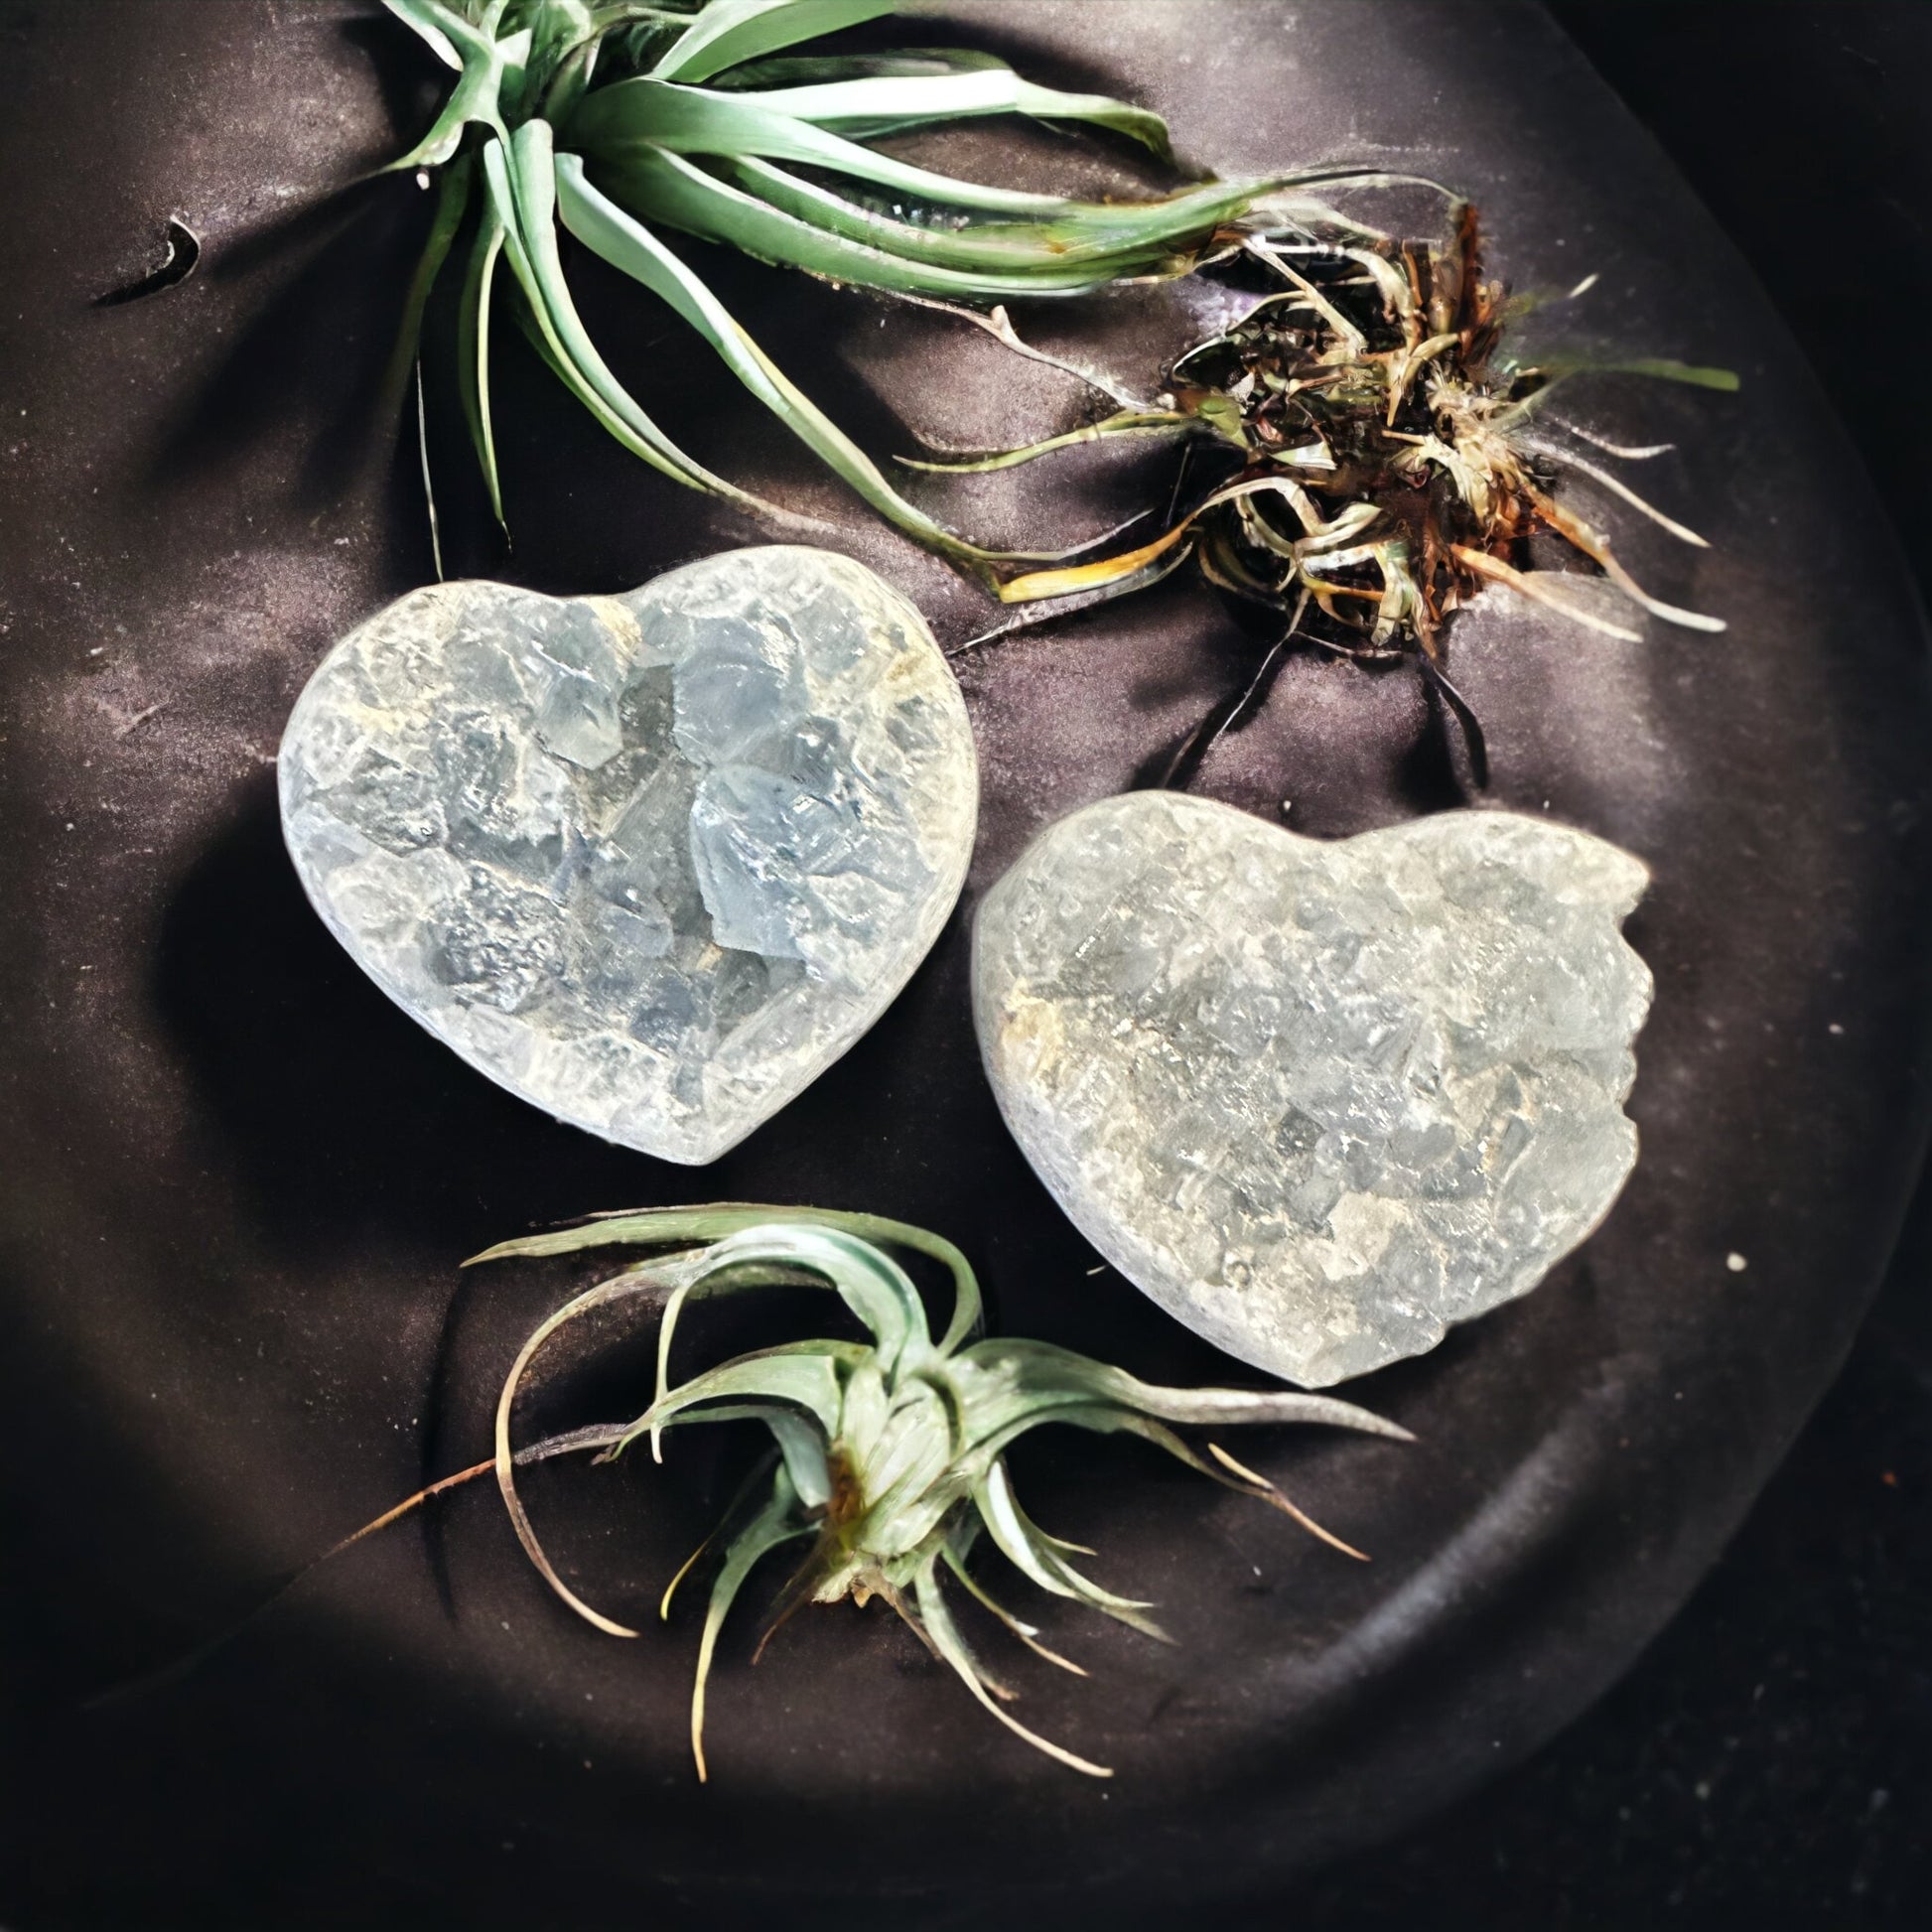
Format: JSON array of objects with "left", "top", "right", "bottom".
[
  {"left": 280, "top": 547, "right": 976, "bottom": 1164},
  {"left": 973, "top": 793, "right": 1653, "bottom": 1386}
]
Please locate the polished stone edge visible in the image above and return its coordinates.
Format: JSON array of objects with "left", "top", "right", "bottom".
[
  {"left": 971, "top": 792, "right": 1654, "bottom": 1385},
  {"left": 277, "top": 549, "right": 979, "bottom": 1165}
]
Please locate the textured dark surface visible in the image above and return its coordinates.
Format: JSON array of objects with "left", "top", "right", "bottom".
[
  {"left": 1298, "top": 6, "right": 1932, "bottom": 1923},
  {"left": 2, "top": 2, "right": 1929, "bottom": 1927}
]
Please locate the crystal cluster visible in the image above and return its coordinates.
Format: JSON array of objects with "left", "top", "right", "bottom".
[
  {"left": 280, "top": 547, "right": 977, "bottom": 1164},
  {"left": 973, "top": 793, "right": 1652, "bottom": 1386}
]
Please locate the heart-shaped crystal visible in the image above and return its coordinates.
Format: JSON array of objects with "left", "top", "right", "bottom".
[
  {"left": 973, "top": 792, "right": 1652, "bottom": 1386},
  {"left": 280, "top": 547, "right": 976, "bottom": 1164}
]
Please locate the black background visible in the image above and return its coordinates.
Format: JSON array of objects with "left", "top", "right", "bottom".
[{"left": 1307, "top": 6, "right": 1932, "bottom": 1925}]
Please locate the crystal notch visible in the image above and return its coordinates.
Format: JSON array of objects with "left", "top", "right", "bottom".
[
  {"left": 280, "top": 547, "right": 977, "bottom": 1164},
  {"left": 973, "top": 793, "right": 1652, "bottom": 1386}
]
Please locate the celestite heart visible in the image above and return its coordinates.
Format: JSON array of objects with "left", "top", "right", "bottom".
[
  {"left": 973, "top": 793, "right": 1652, "bottom": 1386},
  {"left": 280, "top": 547, "right": 976, "bottom": 1164}
]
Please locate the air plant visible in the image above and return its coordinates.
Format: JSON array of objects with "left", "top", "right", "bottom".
[
  {"left": 378, "top": 0, "right": 1367, "bottom": 572},
  {"left": 935, "top": 202, "right": 1736, "bottom": 781},
  {"left": 282, "top": 1206, "right": 1406, "bottom": 1780}
]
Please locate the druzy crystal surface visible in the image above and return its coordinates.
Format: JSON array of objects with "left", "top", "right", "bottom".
[
  {"left": 974, "top": 793, "right": 1652, "bottom": 1386},
  {"left": 280, "top": 547, "right": 976, "bottom": 1164}
]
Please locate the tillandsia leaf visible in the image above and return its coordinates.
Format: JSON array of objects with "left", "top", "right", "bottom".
[
  {"left": 710, "top": 47, "right": 1005, "bottom": 88},
  {"left": 939, "top": 1528, "right": 1088, "bottom": 1677},
  {"left": 1514, "top": 440, "right": 1710, "bottom": 549},
  {"left": 489, "top": 121, "right": 764, "bottom": 501},
  {"left": 455, "top": 180, "right": 509, "bottom": 528},
  {"left": 1548, "top": 420, "right": 1677, "bottom": 461},
  {"left": 382, "top": 0, "right": 525, "bottom": 167},
  {"left": 971, "top": 1458, "right": 1171, "bottom": 1643},
  {"left": 689, "top": 1463, "right": 814, "bottom": 1780},
  {"left": 1082, "top": 1411, "right": 1371, "bottom": 1562},
  {"left": 554, "top": 155, "right": 1003, "bottom": 567},
  {"left": 946, "top": 195, "right": 1735, "bottom": 782},
  {"left": 1517, "top": 478, "right": 1725, "bottom": 632},
  {"left": 946, "top": 538, "right": 1197, "bottom": 657},
  {"left": 527, "top": 0, "right": 652, "bottom": 126},
  {"left": 481, "top": 137, "right": 706, "bottom": 485},
  {"left": 649, "top": 0, "right": 896, "bottom": 84},
  {"left": 898, "top": 408, "right": 1195, "bottom": 475},
  {"left": 383, "top": 153, "right": 477, "bottom": 425},
  {"left": 584, "top": 145, "right": 1251, "bottom": 298},
  {"left": 715, "top": 66, "right": 1174, "bottom": 159},
  {"left": 570, "top": 78, "right": 1088, "bottom": 216},
  {"left": 466, "top": 1200, "right": 986, "bottom": 1349},
  {"left": 574, "top": 74, "right": 1257, "bottom": 259},
  {"left": 492, "top": 1254, "right": 692, "bottom": 1636},
  {"left": 661, "top": 1396, "right": 839, "bottom": 1506},
  {"left": 470, "top": 1210, "right": 1407, "bottom": 1777},
  {"left": 624, "top": 1345, "right": 854, "bottom": 1448},
  {"left": 180, "top": 1211, "right": 1403, "bottom": 1778},
  {"left": 715, "top": 158, "right": 1240, "bottom": 280},
  {"left": 1518, "top": 352, "right": 1742, "bottom": 393},
  {"left": 912, "top": 1560, "right": 1114, "bottom": 1778},
  {"left": 992, "top": 473, "right": 1326, "bottom": 603},
  {"left": 415, "top": 361, "right": 447, "bottom": 579},
  {"left": 1450, "top": 545, "right": 1642, "bottom": 641},
  {"left": 660, "top": 1446, "right": 781, "bottom": 1619},
  {"left": 939, "top": 1334, "right": 1406, "bottom": 1451},
  {"left": 374, "top": 0, "right": 1344, "bottom": 563}
]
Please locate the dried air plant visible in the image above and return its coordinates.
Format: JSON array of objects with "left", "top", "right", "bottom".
[
  {"left": 259, "top": 1206, "right": 1406, "bottom": 1780},
  {"left": 937, "top": 203, "right": 1736, "bottom": 779}
]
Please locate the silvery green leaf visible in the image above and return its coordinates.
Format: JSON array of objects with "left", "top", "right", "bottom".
[
  {"left": 453, "top": 182, "right": 508, "bottom": 526},
  {"left": 469, "top": 1203, "right": 986, "bottom": 1348},
  {"left": 651, "top": 0, "right": 894, "bottom": 84},
  {"left": 488, "top": 124, "right": 759, "bottom": 498},
  {"left": 382, "top": 0, "right": 527, "bottom": 168},
  {"left": 912, "top": 1564, "right": 1113, "bottom": 1778},
  {"left": 688, "top": 1464, "right": 813, "bottom": 1781},
  {"left": 449, "top": 1209, "right": 1405, "bottom": 1775},
  {"left": 570, "top": 77, "right": 1105, "bottom": 216},
  {"left": 632, "top": 1346, "right": 850, "bottom": 1447},
  {"left": 734, "top": 65, "right": 1173, "bottom": 161},
  {"left": 554, "top": 155, "right": 1000, "bottom": 565}
]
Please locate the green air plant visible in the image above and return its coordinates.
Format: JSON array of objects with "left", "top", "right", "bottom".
[
  {"left": 932, "top": 203, "right": 1735, "bottom": 781},
  {"left": 284, "top": 1206, "right": 1407, "bottom": 1780},
  {"left": 378, "top": 0, "right": 1373, "bottom": 574}
]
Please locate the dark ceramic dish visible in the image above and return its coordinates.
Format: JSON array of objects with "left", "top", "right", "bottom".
[{"left": 2, "top": 3, "right": 1928, "bottom": 1926}]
